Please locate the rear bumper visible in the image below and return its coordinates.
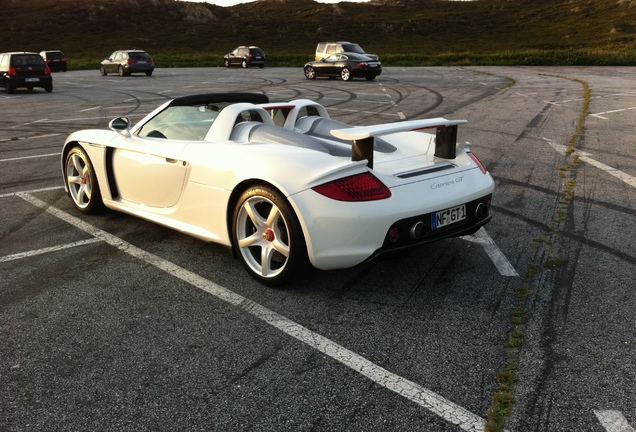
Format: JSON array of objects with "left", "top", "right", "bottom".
[
  {"left": 125, "top": 65, "right": 154, "bottom": 73},
  {"left": 365, "top": 194, "right": 493, "bottom": 263},
  {"left": 290, "top": 169, "right": 495, "bottom": 270},
  {"left": 6, "top": 76, "right": 52, "bottom": 88},
  {"left": 353, "top": 68, "right": 382, "bottom": 78}
]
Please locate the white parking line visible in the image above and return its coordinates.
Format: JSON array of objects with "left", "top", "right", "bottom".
[
  {"left": 0, "top": 153, "right": 60, "bottom": 163},
  {"left": 544, "top": 138, "right": 636, "bottom": 189},
  {"left": 15, "top": 191, "right": 489, "bottom": 432},
  {"left": 0, "top": 186, "right": 63, "bottom": 199},
  {"left": 79, "top": 106, "right": 102, "bottom": 112},
  {"left": 0, "top": 238, "right": 101, "bottom": 263},
  {"left": 595, "top": 410, "right": 636, "bottom": 432},
  {"left": 0, "top": 133, "right": 61, "bottom": 143},
  {"left": 590, "top": 106, "right": 636, "bottom": 120},
  {"left": 461, "top": 228, "right": 519, "bottom": 277}
]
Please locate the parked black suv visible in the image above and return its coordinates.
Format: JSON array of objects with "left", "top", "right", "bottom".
[
  {"left": 224, "top": 46, "right": 265, "bottom": 68},
  {"left": 100, "top": 50, "right": 154, "bottom": 76},
  {"left": 40, "top": 50, "right": 67, "bottom": 72},
  {"left": 0, "top": 52, "right": 53, "bottom": 94}
]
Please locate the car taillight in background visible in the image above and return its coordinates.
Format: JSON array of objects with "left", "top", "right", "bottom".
[
  {"left": 8, "top": 67, "right": 16, "bottom": 76},
  {"left": 466, "top": 151, "right": 488, "bottom": 174},
  {"left": 312, "top": 172, "right": 391, "bottom": 201}
]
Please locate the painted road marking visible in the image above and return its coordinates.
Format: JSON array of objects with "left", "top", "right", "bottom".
[
  {"left": 590, "top": 106, "right": 636, "bottom": 120},
  {"left": 0, "top": 153, "right": 60, "bottom": 163},
  {"left": 0, "top": 238, "right": 101, "bottom": 263},
  {"left": 14, "top": 191, "right": 489, "bottom": 432},
  {"left": 544, "top": 138, "right": 636, "bottom": 189},
  {"left": 595, "top": 410, "right": 636, "bottom": 432},
  {"left": 79, "top": 106, "right": 103, "bottom": 112},
  {"left": 0, "top": 133, "right": 62, "bottom": 143},
  {"left": 461, "top": 228, "right": 519, "bottom": 277}
]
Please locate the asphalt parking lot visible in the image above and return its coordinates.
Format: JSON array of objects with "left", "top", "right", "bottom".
[{"left": 1, "top": 66, "right": 634, "bottom": 431}]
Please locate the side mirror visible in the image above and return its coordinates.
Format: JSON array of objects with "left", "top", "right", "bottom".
[{"left": 109, "top": 117, "right": 131, "bottom": 136}]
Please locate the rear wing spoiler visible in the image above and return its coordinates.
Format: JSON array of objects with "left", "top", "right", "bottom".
[{"left": 330, "top": 118, "right": 467, "bottom": 168}]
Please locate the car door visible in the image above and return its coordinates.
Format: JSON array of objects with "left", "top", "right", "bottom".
[
  {"left": 110, "top": 135, "right": 190, "bottom": 208},
  {"left": 237, "top": 48, "right": 248, "bottom": 66},
  {"left": 104, "top": 51, "right": 118, "bottom": 73},
  {"left": 321, "top": 54, "right": 340, "bottom": 76}
]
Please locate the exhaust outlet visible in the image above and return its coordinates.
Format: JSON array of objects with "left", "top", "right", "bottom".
[{"left": 475, "top": 202, "right": 489, "bottom": 219}]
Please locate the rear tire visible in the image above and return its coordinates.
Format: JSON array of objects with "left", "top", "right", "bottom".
[
  {"left": 232, "top": 185, "right": 309, "bottom": 286},
  {"left": 44, "top": 84, "right": 53, "bottom": 93},
  {"left": 145, "top": 70, "right": 153, "bottom": 76},
  {"left": 6, "top": 82, "right": 14, "bottom": 94},
  {"left": 241, "top": 60, "right": 248, "bottom": 68},
  {"left": 118, "top": 66, "right": 125, "bottom": 77},
  {"left": 365, "top": 75, "right": 376, "bottom": 81},
  {"left": 341, "top": 67, "right": 351, "bottom": 81}
]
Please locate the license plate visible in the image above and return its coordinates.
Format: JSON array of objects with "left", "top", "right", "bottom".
[
  {"left": 25, "top": 78, "right": 40, "bottom": 82},
  {"left": 432, "top": 204, "right": 466, "bottom": 229}
]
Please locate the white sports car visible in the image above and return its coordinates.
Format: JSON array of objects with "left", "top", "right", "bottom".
[{"left": 62, "top": 93, "right": 494, "bottom": 286}]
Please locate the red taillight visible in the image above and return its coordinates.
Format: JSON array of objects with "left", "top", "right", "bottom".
[
  {"left": 356, "top": 62, "right": 368, "bottom": 67},
  {"left": 44, "top": 65, "right": 51, "bottom": 75},
  {"left": 148, "top": 58, "right": 154, "bottom": 64},
  {"left": 127, "top": 59, "right": 136, "bottom": 64},
  {"left": 312, "top": 172, "right": 391, "bottom": 201},
  {"left": 8, "top": 67, "right": 16, "bottom": 76},
  {"left": 467, "top": 151, "right": 487, "bottom": 174}
]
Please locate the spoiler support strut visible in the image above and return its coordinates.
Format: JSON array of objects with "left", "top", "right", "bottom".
[
  {"left": 434, "top": 125, "right": 458, "bottom": 159},
  {"left": 352, "top": 137, "right": 374, "bottom": 168}
]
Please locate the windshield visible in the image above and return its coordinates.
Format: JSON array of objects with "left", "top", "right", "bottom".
[
  {"left": 342, "top": 44, "right": 365, "bottom": 54},
  {"left": 136, "top": 104, "right": 227, "bottom": 140},
  {"left": 11, "top": 54, "right": 45, "bottom": 66}
]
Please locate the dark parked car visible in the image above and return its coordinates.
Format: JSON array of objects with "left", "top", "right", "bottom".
[
  {"left": 0, "top": 52, "right": 53, "bottom": 94},
  {"left": 224, "top": 46, "right": 265, "bottom": 68},
  {"left": 304, "top": 53, "right": 382, "bottom": 81},
  {"left": 40, "top": 50, "right": 67, "bottom": 72},
  {"left": 100, "top": 50, "right": 154, "bottom": 76}
]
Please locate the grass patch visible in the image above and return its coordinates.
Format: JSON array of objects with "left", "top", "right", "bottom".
[{"left": 485, "top": 74, "right": 592, "bottom": 431}]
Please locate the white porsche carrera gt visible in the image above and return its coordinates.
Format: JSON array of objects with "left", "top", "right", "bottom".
[{"left": 62, "top": 93, "right": 494, "bottom": 286}]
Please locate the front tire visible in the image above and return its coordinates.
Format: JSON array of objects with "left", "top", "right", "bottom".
[
  {"left": 304, "top": 66, "right": 316, "bottom": 80},
  {"left": 224, "top": 59, "right": 230, "bottom": 68},
  {"left": 64, "top": 146, "right": 106, "bottom": 214},
  {"left": 100, "top": 65, "right": 107, "bottom": 76},
  {"left": 341, "top": 67, "right": 351, "bottom": 81},
  {"left": 232, "top": 185, "right": 309, "bottom": 286}
]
